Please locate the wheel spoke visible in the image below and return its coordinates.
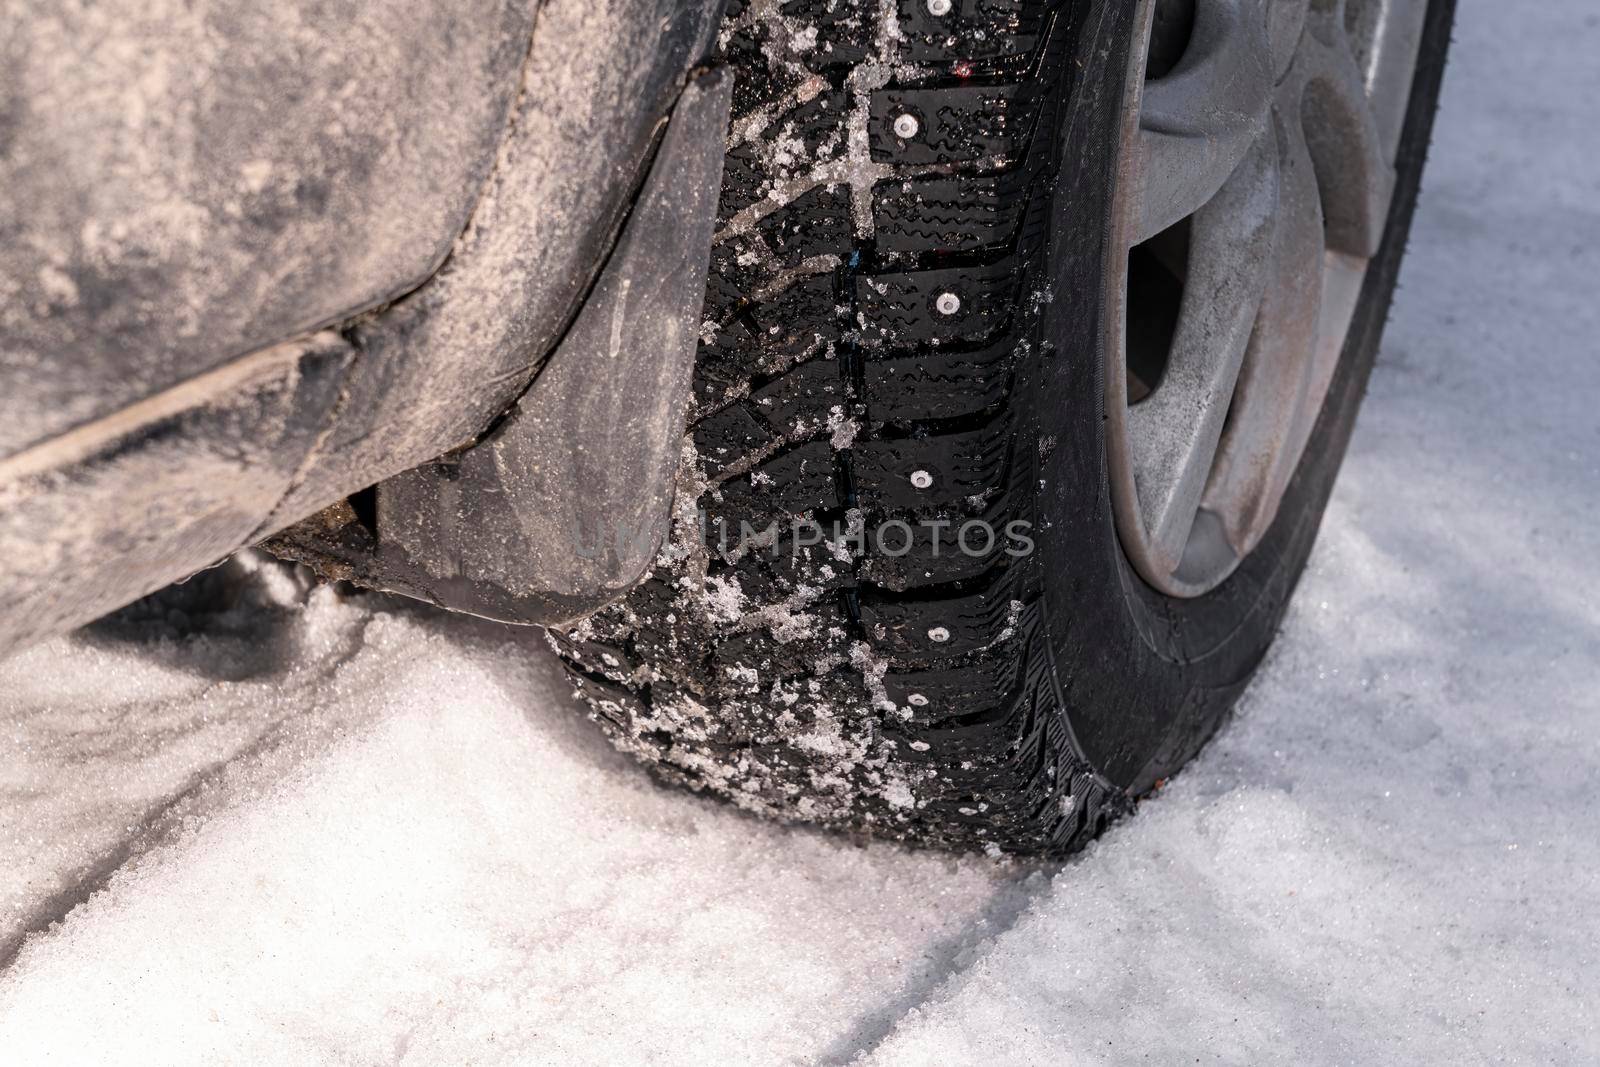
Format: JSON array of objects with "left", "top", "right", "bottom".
[
  {"left": 1201, "top": 101, "right": 1326, "bottom": 558},
  {"left": 1127, "top": 132, "right": 1278, "bottom": 573},
  {"left": 1132, "top": 0, "right": 1274, "bottom": 245},
  {"left": 1266, "top": 0, "right": 1312, "bottom": 82},
  {"left": 1297, "top": 0, "right": 1395, "bottom": 257}
]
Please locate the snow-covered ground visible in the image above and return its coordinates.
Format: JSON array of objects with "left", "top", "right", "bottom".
[{"left": 3, "top": 1, "right": 1597, "bottom": 1061}]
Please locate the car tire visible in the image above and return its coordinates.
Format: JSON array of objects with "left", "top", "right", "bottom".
[{"left": 550, "top": 0, "right": 1456, "bottom": 856}]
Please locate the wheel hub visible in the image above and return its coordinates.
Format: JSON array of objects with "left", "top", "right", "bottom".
[{"left": 1106, "top": 0, "right": 1428, "bottom": 597}]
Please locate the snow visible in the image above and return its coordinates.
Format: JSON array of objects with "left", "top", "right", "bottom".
[
  {"left": 1, "top": 580, "right": 1039, "bottom": 1063},
  {"left": 2, "top": 1, "right": 1598, "bottom": 1061}
]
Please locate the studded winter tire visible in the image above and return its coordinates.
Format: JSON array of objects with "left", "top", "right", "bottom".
[{"left": 551, "top": 0, "right": 1456, "bottom": 856}]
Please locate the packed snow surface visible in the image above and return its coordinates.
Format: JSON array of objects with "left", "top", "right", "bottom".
[{"left": 2, "top": 1, "right": 1598, "bottom": 1061}]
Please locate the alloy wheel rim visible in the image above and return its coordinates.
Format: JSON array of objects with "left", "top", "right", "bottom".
[{"left": 1105, "top": 0, "right": 1429, "bottom": 598}]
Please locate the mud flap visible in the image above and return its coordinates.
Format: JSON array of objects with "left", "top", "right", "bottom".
[{"left": 271, "top": 67, "right": 733, "bottom": 625}]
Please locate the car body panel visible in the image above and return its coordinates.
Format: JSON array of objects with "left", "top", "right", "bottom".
[{"left": 0, "top": 0, "right": 727, "bottom": 649}]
